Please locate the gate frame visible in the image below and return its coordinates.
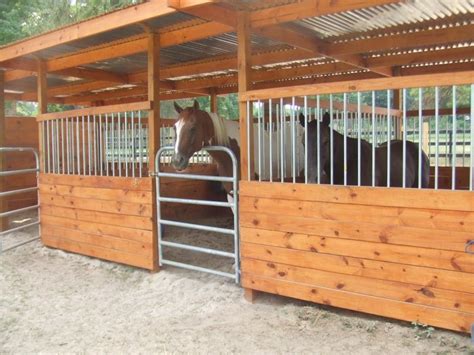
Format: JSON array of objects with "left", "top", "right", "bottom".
[
  {"left": 154, "top": 145, "right": 240, "bottom": 283},
  {"left": 0, "top": 147, "right": 40, "bottom": 253}
]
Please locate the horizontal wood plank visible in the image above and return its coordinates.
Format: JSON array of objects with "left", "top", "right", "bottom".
[
  {"left": 242, "top": 258, "right": 474, "bottom": 314},
  {"left": 240, "top": 215, "right": 474, "bottom": 272},
  {"left": 42, "top": 224, "right": 152, "bottom": 256},
  {"left": 41, "top": 214, "right": 152, "bottom": 243},
  {"left": 39, "top": 174, "right": 152, "bottom": 191},
  {"left": 239, "top": 181, "right": 474, "bottom": 212},
  {"left": 40, "top": 204, "right": 152, "bottom": 230},
  {"left": 240, "top": 199, "right": 472, "bottom": 251},
  {"left": 241, "top": 196, "right": 474, "bottom": 234},
  {"left": 39, "top": 184, "right": 151, "bottom": 204},
  {"left": 242, "top": 273, "right": 474, "bottom": 333},
  {"left": 40, "top": 193, "right": 152, "bottom": 217},
  {"left": 42, "top": 234, "right": 154, "bottom": 270},
  {"left": 240, "top": 242, "right": 474, "bottom": 294}
]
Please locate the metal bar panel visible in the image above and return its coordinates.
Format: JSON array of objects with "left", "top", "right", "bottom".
[
  {"left": 93, "top": 115, "right": 97, "bottom": 175},
  {"left": 357, "top": 92, "right": 361, "bottom": 186},
  {"left": 387, "top": 90, "right": 391, "bottom": 187},
  {"left": 330, "top": 94, "right": 334, "bottom": 185},
  {"left": 0, "top": 204, "right": 39, "bottom": 218},
  {"left": 452, "top": 85, "right": 457, "bottom": 190},
  {"left": 269, "top": 99, "right": 273, "bottom": 182},
  {"left": 343, "top": 93, "right": 347, "bottom": 186},
  {"left": 371, "top": 91, "right": 376, "bottom": 187},
  {"left": 160, "top": 259, "right": 235, "bottom": 279},
  {"left": 160, "top": 240, "right": 235, "bottom": 258},
  {"left": 158, "top": 196, "right": 232, "bottom": 208},
  {"left": 418, "top": 88, "right": 423, "bottom": 189},
  {"left": 402, "top": 88, "right": 407, "bottom": 188},
  {"left": 99, "top": 114, "right": 103, "bottom": 176},
  {"left": 0, "top": 168, "right": 38, "bottom": 176},
  {"left": 0, "top": 186, "right": 38, "bottom": 197},
  {"left": 435, "top": 87, "right": 439, "bottom": 190},
  {"left": 160, "top": 219, "right": 234, "bottom": 235},
  {"left": 157, "top": 172, "right": 233, "bottom": 183},
  {"left": 118, "top": 112, "right": 122, "bottom": 177},
  {"left": 66, "top": 118, "right": 70, "bottom": 174},
  {"left": 471, "top": 84, "right": 474, "bottom": 191},
  {"left": 0, "top": 221, "right": 40, "bottom": 236}
]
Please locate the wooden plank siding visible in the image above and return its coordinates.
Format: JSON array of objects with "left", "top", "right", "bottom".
[{"left": 239, "top": 181, "right": 474, "bottom": 333}]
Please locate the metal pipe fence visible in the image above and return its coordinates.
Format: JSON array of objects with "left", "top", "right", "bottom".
[
  {"left": 0, "top": 147, "right": 40, "bottom": 253},
  {"left": 246, "top": 84, "right": 474, "bottom": 190}
]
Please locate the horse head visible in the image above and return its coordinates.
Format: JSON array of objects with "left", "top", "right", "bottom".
[
  {"left": 300, "top": 111, "right": 331, "bottom": 183},
  {"left": 172, "top": 100, "right": 215, "bottom": 170}
]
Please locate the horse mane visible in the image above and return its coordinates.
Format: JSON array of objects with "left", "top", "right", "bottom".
[{"left": 208, "top": 112, "right": 230, "bottom": 147}]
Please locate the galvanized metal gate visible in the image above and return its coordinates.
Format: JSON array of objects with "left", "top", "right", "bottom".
[
  {"left": 154, "top": 146, "right": 240, "bottom": 283},
  {"left": 0, "top": 147, "right": 40, "bottom": 253}
]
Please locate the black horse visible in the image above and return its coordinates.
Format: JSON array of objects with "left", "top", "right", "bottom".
[{"left": 299, "top": 112, "right": 430, "bottom": 187}]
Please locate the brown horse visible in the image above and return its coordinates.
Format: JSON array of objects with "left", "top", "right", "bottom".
[
  {"left": 300, "top": 112, "right": 430, "bottom": 187},
  {"left": 171, "top": 100, "right": 240, "bottom": 194}
]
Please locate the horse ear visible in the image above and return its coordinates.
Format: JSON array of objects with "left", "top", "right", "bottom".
[
  {"left": 322, "top": 112, "right": 330, "bottom": 126},
  {"left": 299, "top": 113, "right": 306, "bottom": 127},
  {"left": 193, "top": 100, "right": 200, "bottom": 110},
  {"left": 174, "top": 102, "right": 183, "bottom": 114}
]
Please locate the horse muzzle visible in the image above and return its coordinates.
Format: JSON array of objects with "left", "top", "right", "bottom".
[{"left": 171, "top": 154, "right": 189, "bottom": 171}]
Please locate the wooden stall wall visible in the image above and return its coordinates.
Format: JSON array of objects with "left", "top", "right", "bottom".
[
  {"left": 240, "top": 181, "right": 474, "bottom": 333},
  {"left": 4, "top": 117, "right": 38, "bottom": 210},
  {"left": 39, "top": 174, "right": 155, "bottom": 269}
]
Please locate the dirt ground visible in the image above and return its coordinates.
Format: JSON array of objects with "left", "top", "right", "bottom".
[{"left": 1, "top": 215, "right": 473, "bottom": 354}]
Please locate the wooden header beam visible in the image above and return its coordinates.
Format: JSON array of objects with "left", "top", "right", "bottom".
[{"left": 240, "top": 70, "right": 474, "bottom": 101}]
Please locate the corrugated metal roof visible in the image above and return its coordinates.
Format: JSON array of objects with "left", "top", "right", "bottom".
[{"left": 297, "top": 0, "right": 473, "bottom": 39}]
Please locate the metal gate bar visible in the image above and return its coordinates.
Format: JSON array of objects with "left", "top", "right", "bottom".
[
  {"left": 155, "top": 146, "right": 239, "bottom": 283},
  {"left": 0, "top": 147, "right": 40, "bottom": 253}
]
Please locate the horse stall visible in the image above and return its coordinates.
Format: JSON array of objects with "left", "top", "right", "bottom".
[
  {"left": 239, "top": 77, "right": 474, "bottom": 333},
  {"left": 0, "top": 0, "right": 473, "bottom": 338}
]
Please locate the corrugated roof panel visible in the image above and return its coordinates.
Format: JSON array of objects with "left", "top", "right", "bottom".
[{"left": 297, "top": 0, "right": 474, "bottom": 39}]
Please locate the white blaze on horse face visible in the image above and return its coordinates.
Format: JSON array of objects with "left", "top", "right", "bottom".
[{"left": 174, "top": 119, "right": 185, "bottom": 154}]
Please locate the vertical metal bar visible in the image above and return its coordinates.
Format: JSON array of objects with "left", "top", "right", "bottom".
[
  {"left": 87, "top": 115, "right": 91, "bottom": 176},
  {"left": 317, "top": 96, "right": 321, "bottom": 184},
  {"left": 269, "top": 99, "right": 273, "bottom": 182},
  {"left": 118, "top": 112, "right": 122, "bottom": 177},
  {"left": 304, "top": 96, "right": 308, "bottom": 184},
  {"left": 418, "top": 88, "right": 422, "bottom": 189},
  {"left": 470, "top": 84, "right": 474, "bottom": 191},
  {"left": 280, "top": 98, "right": 284, "bottom": 182},
  {"left": 357, "top": 92, "right": 361, "bottom": 186},
  {"left": 76, "top": 116, "right": 81, "bottom": 175},
  {"left": 452, "top": 85, "right": 457, "bottom": 190},
  {"left": 105, "top": 114, "right": 109, "bottom": 177},
  {"left": 93, "top": 115, "right": 97, "bottom": 175},
  {"left": 46, "top": 120, "right": 51, "bottom": 173},
  {"left": 131, "top": 112, "right": 135, "bottom": 178},
  {"left": 61, "top": 119, "right": 65, "bottom": 174},
  {"left": 262, "top": 103, "right": 266, "bottom": 180},
  {"left": 51, "top": 120, "right": 55, "bottom": 173},
  {"left": 257, "top": 100, "right": 262, "bottom": 182},
  {"left": 82, "top": 116, "right": 86, "bottom": 175},
  {"left": 99, "top": 114, "right": 103, "bottom": 176},
  {"left": 111, "top": 114, "right": 115, "bottom": 177},
  {"left": 371, "top": 91, "right": 376, "bottom": 187},
  {"left": 125, "top": 112, "right": 128, "bottom": 177},
  {"left": 138, "top": 111, "right": 143, "bottom": 177},
  {"left": 343, "top": 93, "right": 348, "bottom": 186},
  {"left": 276, "top": 103, "right": 280, "bottom": 180},
  {"left": 435, "top": 87, "right": 439, "bottom": 190},
  {"left": 330, "top": 94, "right": 334, "bottom": 185},
  {"left": 66, "top": 118, "right": 70, "bottom": 174},
  {"left": 246, "top": 101, "right": 251, "bottom": 181},
  {"left": 387, "top": 90, "right": 391, "bottom": 187},
  {"left": 291, "top": 96, "right": 296, "bottom": 183},
  {"left": 402, "top": 88, "right": 407, "bottom": 188}
]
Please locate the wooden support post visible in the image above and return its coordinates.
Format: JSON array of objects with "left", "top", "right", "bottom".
[
  {"left": 237, "top": 11, "right": 254, "bottom": 181},
  {"left": 0, "top": 70, "right": 6, "bottom": 232},
  {"left": 37, "top": 59, "right": 47, "bottom": 174},
  {"left": 210, "top": 88, "right": 218, "bottom": 114},
  {"left": 244, "top": 288, "right": 258, "bottom": 303},
  {"left": 147, "top": 31, "right": 161, "bottom": 272}
]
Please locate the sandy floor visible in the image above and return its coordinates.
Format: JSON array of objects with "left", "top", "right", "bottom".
[{"left": 1, "top": 216, "right": 473, "bottom": 354}]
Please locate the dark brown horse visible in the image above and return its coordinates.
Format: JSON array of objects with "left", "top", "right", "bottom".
[
  {"left": 300, "top": 112, "right": 430, "bottom": 187},
  {"left": 171, "top": 100, "right": 240, "bottom": 194}
]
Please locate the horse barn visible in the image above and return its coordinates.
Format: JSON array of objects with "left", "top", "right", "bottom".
[{"left": 1, "top": 0, "right": 474, "bottom": 339}]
